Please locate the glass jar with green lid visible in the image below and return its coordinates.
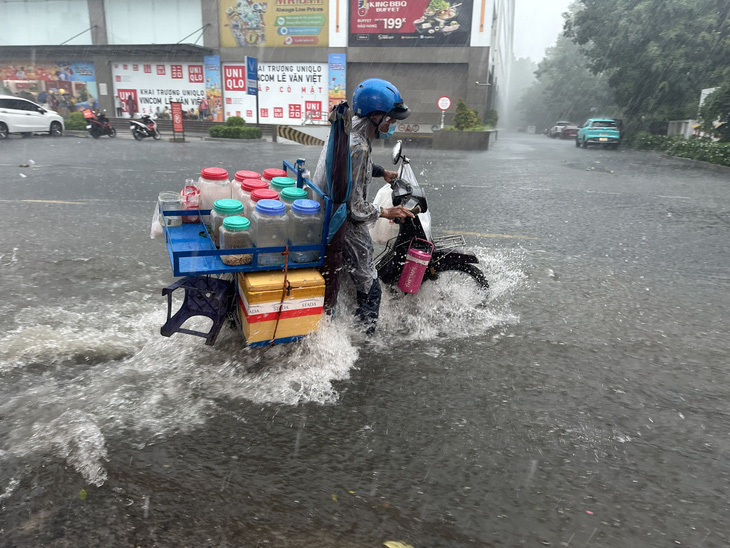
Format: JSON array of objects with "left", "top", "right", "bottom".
[
  {"left": 270, "top": 176, "right": 297, "bottom": 193},
  {"left": 211, "top": 198, "right": 244, "bottom": 247},
  {"left": 279, "top": 187, "right": 309, "bottom": 213},
  {"left": 220, "top": 216, "right": 254, "bottom": 266}
]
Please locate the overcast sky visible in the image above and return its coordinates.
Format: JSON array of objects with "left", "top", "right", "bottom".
[{"left": 512, "top": 0, "right": 574, "bottom": 61}]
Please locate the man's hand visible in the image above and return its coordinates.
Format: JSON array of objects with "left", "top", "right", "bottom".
[
  {"left": 383, "top": 169, "right": 398, "bottom": 183},
  {"left": 381, "top": 205, "right": 415, "bottom": 220}
]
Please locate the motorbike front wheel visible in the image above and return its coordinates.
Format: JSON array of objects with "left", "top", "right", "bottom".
[
  {"left": 109, "top": 127, "right": 117, "bottom": 138},
  {"left": 132, "top": 130, "right": 143, "bottom": 141},
  {"left": 152, "top": 130, "right": 161, "bottom": 140}
]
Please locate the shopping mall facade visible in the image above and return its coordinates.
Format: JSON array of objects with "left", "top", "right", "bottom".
[{"left": 0, "top": 0, "right": 514, "bottom": 131}]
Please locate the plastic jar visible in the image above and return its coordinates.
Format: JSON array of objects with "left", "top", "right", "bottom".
[
  {"left": 270, "top": 176, "right": 297, "bottom": 194},
  {"left": 158, "top": 191, "right": 182, "bottom": 227},
  {"left": 288, "top": 199, "right": 323, "bottom": 263},
  {"left": 234, "top": 178, "right": 268, "bottom": 217},
  {"left": 279, "top": 187, "right": 309, "bottom": 213},
  {"left": 262, "top": 168, "right": 287, "bottom": 186},
  {"left": 235, "top": 170, "right": 261, "bottom": 182},
  {"left": 197, "top": 167, "right": 231, "bottom": 225},
  {"left": 250, "top": 188, "right": 279, "bottom": 205},
  {"left": 220, "top": 216, "right": 254, "bottom": 266},
  {"left": 252, "top": 199, "right": 289, "bottom": 266},
  {"left": 210, "top": 198, "right": 244, "bottom": 247}
]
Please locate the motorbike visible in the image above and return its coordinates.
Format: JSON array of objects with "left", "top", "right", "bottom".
[
  {"left": 130, "top": 114, "right": 161, "bottom": 141},
  {"left": 373, "top": 141, "right": 489, "bottom": 292},
  {"left": 86, "top": 110, "right": 116, "bottom": 138}
]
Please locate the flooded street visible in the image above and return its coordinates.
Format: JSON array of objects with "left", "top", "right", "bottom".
[{"left": 1, "top": 132, "right": 729, "bottom": 547}]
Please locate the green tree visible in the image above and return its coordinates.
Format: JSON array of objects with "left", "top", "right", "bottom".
[
  {"left": 517, "top": 33, "right": 619, "bottom": 131},
  {"left": 699, "top": 83, "right": 730, "bottom": 141},
  {"left": 565, "top": 0, "right": 730, "bottom": 126}
]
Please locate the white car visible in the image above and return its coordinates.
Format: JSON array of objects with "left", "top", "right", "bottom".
[{"left": 0, "top": 95, "right": 64, "bottom": 139}]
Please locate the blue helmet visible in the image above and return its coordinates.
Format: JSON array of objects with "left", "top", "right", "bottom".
[{"left": 352, "top": 78, "right": 410, "bottom": 120}]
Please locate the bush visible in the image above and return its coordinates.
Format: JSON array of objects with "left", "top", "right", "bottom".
[
  {"left": 626, "top": 131, "right": 684, "bottom": 151},
  {"left": 64, "top": 111, "right": 87, "bottom": 130},
  {"left": 484, "top": 109, "right": 499, "bottom": 128},
  {"left": 209, "top": 125, "right": 262, "bottom": 139},
  {"left": 453, "top": 98, "right": 481, "bottom": 131},
  {"left": 665, "top": 139, "right": 730, "bottom": 167},
  {"left": 226, "top": 116, "right": 246, "bottom": 127}
]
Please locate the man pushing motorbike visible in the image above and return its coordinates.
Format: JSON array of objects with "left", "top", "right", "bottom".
[{"left": 344, "top": 78, "right": 415, "bottom": 333}]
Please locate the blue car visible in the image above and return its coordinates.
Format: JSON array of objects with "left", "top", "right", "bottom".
[{"left": 576, "top": 118, "right": 621, "bottom": 149}]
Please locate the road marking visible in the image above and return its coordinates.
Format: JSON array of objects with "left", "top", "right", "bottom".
[
  {"left": 657, "top": 195, "right": 692, "bottom": 200},
  {"left": 441, "top": 229, "right": 538, "bottom": 240},
  {"left": 19, "top": 199, "right": 87, "bottom": 205}
]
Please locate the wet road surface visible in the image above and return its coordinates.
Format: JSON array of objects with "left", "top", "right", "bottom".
[{"left": 0, "top": 132, "right": 728, "bottom": 547}]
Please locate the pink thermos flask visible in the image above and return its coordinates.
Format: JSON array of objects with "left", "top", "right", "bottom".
[{"left": 398, "top": 239, "right": 434, "bottom": 294}]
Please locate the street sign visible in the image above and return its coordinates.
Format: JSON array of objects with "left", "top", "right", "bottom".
[
  {"left": 437, "top": 96, "right": 451, "bottom": 111},
  {"left": 170, "top": 101, "right": 184, "bottom": 140},
  {"left": 246, "top": 57, "right": 258, "bottom": 96}
]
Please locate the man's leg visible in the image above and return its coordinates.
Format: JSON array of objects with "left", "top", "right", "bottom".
[{"left": 355, "top": 278, "right": 381, "bottom": 335}]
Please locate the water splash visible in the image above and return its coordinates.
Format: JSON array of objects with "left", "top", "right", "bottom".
[{"left": 0, "top": 247, "right": 524, "bottom": 486}]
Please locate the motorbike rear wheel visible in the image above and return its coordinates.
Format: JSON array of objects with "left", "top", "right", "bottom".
[
  {"left": 431, "top": 263, "right": 489, "bottom": 290},
  {"left": 90, "top": 127, "right": 101, "bottom": 139},
  {"left": 152, "top": 130, "right": 161, "bottom": 140},
  {"left": 109, "top": 127, "right": 117, "bottom": 138}
]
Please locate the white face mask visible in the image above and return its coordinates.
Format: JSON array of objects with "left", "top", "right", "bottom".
[{"left": 374, "top": 115, "right": 395, "bottom": 139}]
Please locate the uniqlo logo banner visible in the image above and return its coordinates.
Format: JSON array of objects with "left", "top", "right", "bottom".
[
  {"left": 223, "top": 65, "right": 246, "bottom": 91},
  {"left": 188, "top": 65, "right": 203, "bottom": 83},
  {"left": 221, "top": 63, "right": 257, "bottom": 122}
]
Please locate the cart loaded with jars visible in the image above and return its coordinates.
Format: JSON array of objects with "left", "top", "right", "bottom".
[{"left": 156, "top": 160, "right": 331, "bottom": 347}]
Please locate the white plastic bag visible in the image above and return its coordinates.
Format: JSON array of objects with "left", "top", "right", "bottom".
[
  {"left": 150, "top": 202, "right": 163, "bottom": 239},
  {"left": 369, "top": 183, "right": 399, "bottom": 245}
]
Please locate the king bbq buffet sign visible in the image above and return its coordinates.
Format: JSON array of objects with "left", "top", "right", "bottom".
[{"left": 350, "top": 0, "right": 472, "bottom": 46}]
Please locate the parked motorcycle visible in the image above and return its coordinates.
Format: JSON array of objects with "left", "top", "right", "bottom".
[
  {"left": 86, "top": 110, "right": 116, "bottom": 138},
  {"left": 373, "top": 141, "right": 489, "bottom": 292},
  {"left": 130, "top": 114, "right": 161, "bottom": 141}
]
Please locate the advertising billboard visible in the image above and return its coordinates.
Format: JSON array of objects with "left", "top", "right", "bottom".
[
  {"left": 257, "top": 63, "right": 328, "bottom": 125},
  {"left": 222, "top": 62, "right": 259, "bottom": 123},
  {"left": 349, "top": 0, "right": 472, "bottom": 46},
  {"left": 204, "top": 55, "right": 224, "bottom": 122},
  {"left": 219, "top": 0, "right": 328, "bottom": 48},
  {"left": 111, "top": 61, "right": 205, "bottom": 118},
  {"left": 328, "top": 53, "right": 347, "bottom": 112}
]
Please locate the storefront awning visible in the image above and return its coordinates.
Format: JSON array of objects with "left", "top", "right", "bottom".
[{"left": 0, "top": 44, "right": 214, "bottom": 59}]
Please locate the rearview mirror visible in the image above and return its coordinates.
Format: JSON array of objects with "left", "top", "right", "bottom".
[{"left": 391, "top": 140, "right": 403, "bottom": 165}]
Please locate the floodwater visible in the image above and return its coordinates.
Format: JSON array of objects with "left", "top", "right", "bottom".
[{"left": 0, "top": 132, "right": 729, "bottom": 547}]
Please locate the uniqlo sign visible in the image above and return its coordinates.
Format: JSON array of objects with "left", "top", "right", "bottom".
[
  {"left": 171, "top": 65, "right": 183, "bottom": 79},
  {"left": 305, "top": 101, "right": 323, "bottom": 119},
  {"left": 223, "top": 65, "right": 246, "bottom": 91},
  {"left": 288, "top": 104, "right": 302, "bottom": 119},
  {"left": 188, "top": 65, "right": 203, "bottom": 83},
  {"left": 273, "top": 107, "right": 284, "bottom": 119},
  {"left": 156, "top": 65, "right": 166, "bottom": 75}
]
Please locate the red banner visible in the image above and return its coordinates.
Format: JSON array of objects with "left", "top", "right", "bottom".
[{"left": 171, "top": 102, "right": 184, "bottom": 134}]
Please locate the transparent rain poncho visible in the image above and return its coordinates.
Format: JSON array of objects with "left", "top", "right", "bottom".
[{"left": 312, "top": 114, "right": 380, "bottom": 294}]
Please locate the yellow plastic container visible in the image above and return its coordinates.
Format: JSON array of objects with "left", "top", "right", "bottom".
[{"left": 237, "top": 268, "right": 324, "bottom": 344}]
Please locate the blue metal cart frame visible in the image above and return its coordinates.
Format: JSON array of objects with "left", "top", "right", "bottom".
[{"left": 159, "top": 158, "right": 333, "bottom": 346}]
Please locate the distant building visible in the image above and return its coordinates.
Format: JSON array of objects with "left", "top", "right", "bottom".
[{"left": 0, "top": 0, "right": 514, "bottom": 131}]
